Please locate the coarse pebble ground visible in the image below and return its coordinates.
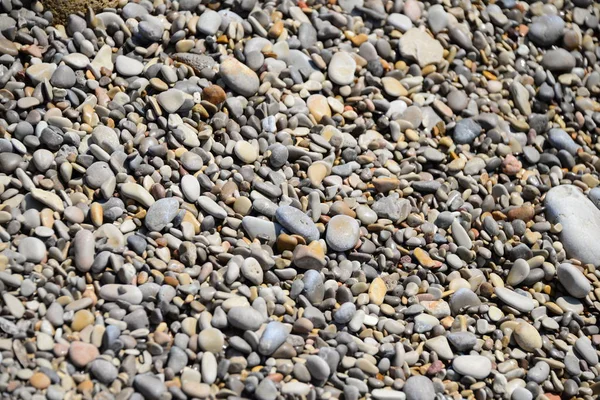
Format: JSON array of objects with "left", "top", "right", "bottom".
[{"left": 0, "top": 0, "right": 599, "bottom": 399}]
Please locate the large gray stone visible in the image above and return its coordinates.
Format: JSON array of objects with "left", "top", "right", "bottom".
[{"left": 545, "top": 185, "right": 600, "bottom": 266}]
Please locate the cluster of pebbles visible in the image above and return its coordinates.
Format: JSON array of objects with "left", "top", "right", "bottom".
[{"left": 1, "top": 0, "right": 600, "bottom": 399}]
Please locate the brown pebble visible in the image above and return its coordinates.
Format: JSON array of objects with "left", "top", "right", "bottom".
[{"left": 30, "top": 372, "right": 50, "bottom": 390}]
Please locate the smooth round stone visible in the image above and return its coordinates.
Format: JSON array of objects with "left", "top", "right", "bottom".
[
  {"left": 306, "top": 355, "right": 330, "bottom": 380},
  {"left": 275, "top": 205, "right": 320, "bottom": 242},
  {"left": 91, "top": 126, "right": 120, "bottom": 152},
  {"left": 388, "top": 13, "right": 412, "bottom": 32},
  {"left": 452, "top": 355, "right": 492, "bottom": 379},
  {"left": 50, "top": 65, "right": 76, "bottom": 88},
  {"left": 258, "top": 321, "right": 288, "bottom": 355},
  {"left": 449, "top": 288, "right": 481, "bottom": 315},
  {"left": 157, "top": 89, "right": 186, "bottom": 113},
  {"left": 123, "top": 2, "right": 148, "bottom": 18},
  {"left": 527, "top": 361, "right": 550, "bottom": 384},
  {"left": 556, "top": 296, "right": 584, "bottom": 314},
  {"left": 201, "top": 352, "right": 217, "bottom": 384},
  {"left": 574, "top": 336, "right": 599, "bottom": 365},
  {"left": 198, "top": 327, "right": 225, "bottom": 353},
  {"left": 18, "top": 237, "right": 46, "bottom": 263},
  {"left": 513, "top": 322, "right": 542, "bottom": 351},
  {"left": 121, "top": 183, "right": 155, "bottom": 208},
  {"left": 241, "top": 257, "right": 263, "bottom": 285},
  {"left": 145, "top": 198, "right": 179, "bottom": 231},
  {"left": 220, "top": 57, "right": 260, "bottom": 97},
  {"left": 356, "top": 205, "right": 378, "bottom": 225},
  {"left": 507, "top": 259, "right": 530, "bottom": 286},
  {"left": 447, "top": 90, "right": 469, "bottom": 112},
  {"left": 0, "top": 37, "right": 17, "bottom": 56},
  {"left": 547, "top": 129, "right": 581, "bottom": 155},
  {"left": 326, "top": 215, "right": 360, "bottom": 252},
  {"left": 32, "top": 149, "right": 54, "bottom": 171},
  {"left": 115, "top": 55, "right": 144, "bottom": 76},
  {"left": 198, "top": 196, "right": 227, "bottom": 219},
  {"left": 73, "top": 229, "right": 95, "bottom": 272},
  {"left": 3, "top": 293, "right": 24, "bottom": 318},
  {"left": 86, "top": 162, "right": 114, "bottom": 189},
  {"left": 495, "top": 287, "right": 534, "bottom": 312},
  {"left": 541, "top": 49, "right": 575, "bottom": 72},
  {"left": 197, "top": 9, "right": 221, "bottom": 35},
  {"left": 227, "top": 306, "right": 265, "bottom": 330},
  {"left": 545, "top": 185, "right": 600, "bottom": 266},
  {"left": 234, "top": 141, "right": 259, "bottom": 164},
  {"left": 182, "top": 382, "right": 210, "bottom": 398},
  {"left": 428, "top": 4, "right": 448, "bottom": 33},
  {"left": 403, "top": 375, "right": 435, "bottom": 400},
  {"left": 328, "top": 51, "right": 356, "bottom": 86},
  {"left": 557, "top": 263, "right": 591, "bottom": 298},
  {"left": 307, "top": 94, "right": 331, "bottom": 123},
  {"left": 134, "top": 374, "right": 167, "bottom": 400},
  {"left": 138, "top": 17, "right": 164, "bottom": 42},
  {"left": 334, "top": 302, "right": 356, "bottom": 324},
  {"left": 181, "top": 175, "right": 200, "bottom": 202},
  {"left": 69, "top": 341, "right": 99, "bottom": 368},
  {"left": 528, "top": 15, "right": 564, "bottom": 47},
  {"left": 269, "top": 144, "right": 288, "bottom": 169},
  {"left": 99, "top": 284, "right": 143, "bottom": 304},
  {"left": 181, "top": 151, "right": 203, "bottom": 171},
  {"left": 381, "top": 77, "right": 407, "bottom": 97},
  {"left": 90, "top": 359, "right": 118, "bottom": 384}
]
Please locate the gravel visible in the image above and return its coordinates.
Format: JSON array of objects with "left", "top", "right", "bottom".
[{"left": 0, "top": 0, "right": 598, "bottom": 399}]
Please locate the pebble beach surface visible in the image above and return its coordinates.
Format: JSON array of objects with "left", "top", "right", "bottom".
[{"left": 1, "top": 0, "right": 600, "bottom": 399}]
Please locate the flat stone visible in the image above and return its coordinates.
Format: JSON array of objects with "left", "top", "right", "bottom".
[
  {"left": 145, "top": 198, "right": 179, "bottom": 231},
  {"left": 275, "top": 205, "right": 320, "bottom": 242},
  {"left": 528, "top": 15, "right": 564, "bottom": 47},
  {"left": 495, "top": 287, "right": 534, "bottom": 312},
  {"left": 557, "top": 263, "right": 591, "bottom": 298},
  {"left": 326, "top": 215, "right": 360, "bottom": 252},
  {"left": 328, "top": 52, "right": 356, "bottom": 86},
  {"left": 514, "top": 321, "right": 543, "bottom": 351},
  {"left": 134, "top": 374, "right": 167, "bottom": 400},
  {"left": 452, "top": 355, "right": 492, "bottom": 379},
  {"left": 258, "top": 321, "right": 288, "bottom": 355},
  {"left": 197, "top": 9, "right": 221, "bottom": 35},
  {"left": 403, "top": 375, "right": 435, "bottom": 400},
  {"left": 115, "top": 56, "right": 144, "bottom": 76},
  {"left": 220, "top": 57, "right": 260, "bottom": 97},
  {"left": 227, "top": 306, "right": 265, "bottom": 330},
  {"left": 398, "top": 28, "right": 443, "bottom": 67},
  {"left": 157, "top": 89, "right": 186, "bottom": 113},
  {"left": 69, "top": 341, "right": 99, "bottom": 368},
  {"left": 18, "top": 237, "right": 46, "bottom": 263}
]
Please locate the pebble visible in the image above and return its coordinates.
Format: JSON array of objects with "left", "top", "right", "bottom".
[
  {"left": 399, "top": 28, "right": 444, "bottom": 67},
  {"left": 452, "top": 355, "right": 492, "bottom": 380},
  {"left": 0, "top": 1, "right": 599, "bottom": 399},
  {"left": 145, "top": 198, "right": 179, "bottom": 231},
  {"left": 403, "top": 375, "right": 436, "bottom": 400},
  {"left": 557, "top": 263, "right": 591, "bottom": 298},
  {"left": 328, "top": 52, "right": 356, "bottom": 86},
  {"left": 326, "top": 215, "right": 360, "bottom": 251},
  {"left": 220, "top": 57, "right": 260, "bottom": 97},
  {"left": 275, "top": 205, "right": 320, "bottom": 242},
  {"left": 545, "top": 185, "right": 600, "bottom": 266}
]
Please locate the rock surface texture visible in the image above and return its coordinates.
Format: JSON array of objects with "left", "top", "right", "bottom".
[{"left": 0, "top": 0, "right": 598, "bottom": 399}]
